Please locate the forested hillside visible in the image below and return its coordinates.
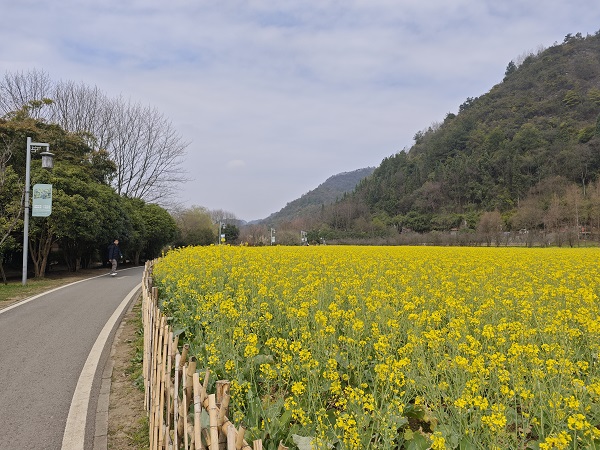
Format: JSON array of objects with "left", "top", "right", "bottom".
[
  {"left": 316, "top": 31, "right": 600, "bottom": 243},
  {"left": 261, "top": 167, "right": 374, "bottom": 224}
]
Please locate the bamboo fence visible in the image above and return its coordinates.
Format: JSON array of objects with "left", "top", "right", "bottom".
[{"left": 142, "top": 261, "right": 289, "bottom": 450}]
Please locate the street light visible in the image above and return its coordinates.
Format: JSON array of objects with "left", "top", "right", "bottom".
[
  {"left": 22, "top": 137, "right": 54, "bottom": 285},
  {"left": 219, "top": 222, "right": 225, "bottom": 244}
]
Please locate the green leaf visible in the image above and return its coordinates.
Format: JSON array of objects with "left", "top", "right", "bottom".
[
  {"left": 437, "top": 425, "right": 460, "bottom": 448},
  {"left": 253, "top": 354, "right": 274, "bottom": 365},
  {"left": 201, "top": 409, "right": 210, "bottom": 428},
  {"left": 173, "top": 327, "right": 187, "bottom": 337},
  {"left": 292, "top": 434, "right": 335, "bottom": 450},
  {"left": 406, "top": 432, "right": 429, "bottom": 450},
  {"left": 459, "top": 436, "right": 477, "bottom": 450},
  {"left": 279, "top": 409, "right": 293, "bottom": 428},
  {"left": 292, "top": 434, "right": 314, "bottom": 450}
]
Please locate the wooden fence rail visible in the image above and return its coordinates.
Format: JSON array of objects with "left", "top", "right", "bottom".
[{"left": 142, "top": 261, "right": 289, "bottom": 450}]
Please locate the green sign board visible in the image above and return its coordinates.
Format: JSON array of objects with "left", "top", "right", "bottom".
[{"left": 32, "top": 183, "right": 52, "bottom": 217}]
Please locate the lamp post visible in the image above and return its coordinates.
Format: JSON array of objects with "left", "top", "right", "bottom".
[
  {"left": 219, "top": 222, "right": 226, "bottom": 244},
  {"left": 22, "top": 137, "right": 54, "bottom": 285}
]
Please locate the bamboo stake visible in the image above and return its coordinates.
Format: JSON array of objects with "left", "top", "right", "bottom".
[
  {"left": 226, "top": 426, "right": 237, "bottom": 450},
  {"left": 145, "top": 290, "right": 155, "bottom": 412},
  {"left": 202, "top": 429, "right": 211, "bottom": 449},
  {"left": 218, "top": 418, "right": 252, "bottom": 450},
  {"left": 216, "top": 380, "right": 228, "bottom": 404},
  {"left": 183, "top": 364, "right": 189, "bottom": 450},
  {"left": 165, "top": 330, "right": 174, "bottom": 441},
  {"left": 208, "top": 394, "right": 219, "bottom": 450},
  {"left": 193, "top": 372, "right": 204, "bottom": 450},
  {"left": 199, "top": 369, "right": 210, "bottom": 406},
  {"left": 174, "top": 353, "right": 181, "bottom": 449},
  {"left": 150, "top": 310, "right": 161, "bottom": 418},
  {"left": 277, "top": 442, "right": 289, "bottom": 450},
  {"left": 158, "top": 323, "right": 169, "bottom": 449},
  {"left": 186, "top": 356, "right": 197, "bottom": 411},
  {"left": 173, "top": 335, "right": 180, "bottom": 359},
  {"left": 217, "top": 381, "right": 230, "bottom": 427},
  {"left": 235, "top": 426, "right": 246, "bottom": 450},
  {"left": 151, "top": 317, "right": 164, "bottom": 450},
  {"left": 151, "top": 373, "right": 161, "bottom": 450},
  {"left": 253, "top": 440, "right": 263, "bottom": 450},
  {"left": 158, "top": 319, "right": 166, "bottom": 448},
  {"left": 143, "top": 287, "right": 149, "bottom": 411},
  {"left": 180, "top": 344, "right": 190, "bottom": 370},
  {"left": 148, "top": 295, "right": 156, "bottom": 412},
  {"left": 182, "top": 356, "right": 196, "bottom": 448}
]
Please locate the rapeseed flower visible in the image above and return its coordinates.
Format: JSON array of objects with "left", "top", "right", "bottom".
[{"left": 154, "top": 245, "right": 600, "bottom": 449}]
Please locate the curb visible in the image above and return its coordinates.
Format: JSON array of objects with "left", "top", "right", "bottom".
[{"left": 93, "top": 295, "right": 139, "bottom": 450}]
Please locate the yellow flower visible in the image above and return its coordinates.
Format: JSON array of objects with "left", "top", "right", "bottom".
[{"left": 291, "top": 381, "right": 306, "bottom": 396}]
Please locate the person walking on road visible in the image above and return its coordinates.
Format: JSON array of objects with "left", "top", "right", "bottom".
[{"left": 107, "top": 239, "right": 122, "bottom": 276}]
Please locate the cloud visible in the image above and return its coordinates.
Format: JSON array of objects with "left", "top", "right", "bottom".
[
  {"left": 2, "top": 1, "right": 600, "bottom": 220},
  {"left": 226, "top": 159, "right": 247, "bottom": 170}
]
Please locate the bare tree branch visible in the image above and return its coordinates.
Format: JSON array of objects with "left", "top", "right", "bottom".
[{"left": 0, "top": 69, "right": 189, "bottom": 206}]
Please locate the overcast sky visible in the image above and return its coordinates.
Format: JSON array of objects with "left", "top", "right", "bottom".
[{"left": 2, "top": 1, "right": 600, "bottom": 220}]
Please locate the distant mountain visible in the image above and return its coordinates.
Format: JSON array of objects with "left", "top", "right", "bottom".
[
  {"left": 261, "top": 167, "right": 375, "bottom": 224},
  {"left": 327, "top": 31, "right": 600, "bottom": 233}
]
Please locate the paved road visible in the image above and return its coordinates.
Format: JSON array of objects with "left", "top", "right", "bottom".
[{"left": 0, "top": 266, "right": 144, "bottom": 450}]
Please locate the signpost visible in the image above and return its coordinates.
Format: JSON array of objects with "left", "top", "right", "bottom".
[{"left": 22, "top": 137, "right": 53, "bottom": 285}]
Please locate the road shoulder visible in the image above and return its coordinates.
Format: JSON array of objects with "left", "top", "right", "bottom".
[{"left": 101, "top": 296, "right": 148, "bottom": 450}]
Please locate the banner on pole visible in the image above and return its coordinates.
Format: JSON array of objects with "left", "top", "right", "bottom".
[{"left": 32, "top": 184, "right": 52, "bottom": 217}]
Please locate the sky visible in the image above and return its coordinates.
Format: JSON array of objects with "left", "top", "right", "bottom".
[{"left": 2, "top": 1, "right": 600, "bottom": 221}]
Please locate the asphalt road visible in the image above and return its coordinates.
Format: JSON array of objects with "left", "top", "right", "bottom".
[{"left": 0, "top": 266, "right": 144, "bottom": 450}]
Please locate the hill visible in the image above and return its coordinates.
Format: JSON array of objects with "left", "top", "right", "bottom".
[
  {"left": 320, "top": 31, "right": 600, "bottom": 238},
  {"left": 261, "top": 167, "right": 375, "bottom": 224}
]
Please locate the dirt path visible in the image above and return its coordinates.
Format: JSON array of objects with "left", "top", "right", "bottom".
[{"left": 107, "top": 297, "right": 148, "bottom": 449}]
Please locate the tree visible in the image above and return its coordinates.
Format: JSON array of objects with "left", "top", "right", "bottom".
[
  {"left": 173, "top": 206, "right": 216, "bottom": 246},
  {"left": 239, "top": 224, "right": 268, "bottom": 245},
  {"left": 210, "top": 209, "right": 239, "bottom": 225},
  {"left": 120, "top": 199, "right": 176, "bottom": 264},
  {"left": 0, "top": 69, "right": 189, "bottom": 206},
  {"left": 140, "top": 203, "right": 177, "bottom": 260},
  {"left": 504, "top": 61, "right": 517, "bottom": 78},
  {"left": 103, "top": 99, "right": 189, "bottom": 203},
  {"left": 0, "top": 166, "right": 22, "bottom": 283},
  {"left": 222, "top": 223, "right": 240, "bottom": 244},
  {"left": 511, "top": 198, "right": 544, "bottom": 247},
  {"left": 477, "top": 211, "right": 503, "bottom": 246},
  {"left": 27, "top": 161, "right": 127, "bottom": 275},
  {"left": 0, "top": 69, "right": 53, "bottom": 119}
]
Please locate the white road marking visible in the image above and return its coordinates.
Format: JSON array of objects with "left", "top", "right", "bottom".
[
  {"left": 0, "top": 275, "right": 105, "bottom": 315},
  {"left": 61, "top": 284, "right": 141, "bottom": 450},
  {"left": 0, "top": 267, "right": 139, "bottom": 316}
]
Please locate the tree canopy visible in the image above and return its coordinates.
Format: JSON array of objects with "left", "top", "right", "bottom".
[{"left": 0, "top": 113, "right": 178, "bottom": 278}]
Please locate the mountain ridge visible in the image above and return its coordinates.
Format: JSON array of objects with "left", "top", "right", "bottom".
[{"left": 260, "top": 167, "right": 375, "bottom": 224}]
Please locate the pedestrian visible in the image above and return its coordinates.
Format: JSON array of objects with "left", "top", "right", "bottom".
[{"left": 107, "top": 239, "right": 122, "bottom": 276}]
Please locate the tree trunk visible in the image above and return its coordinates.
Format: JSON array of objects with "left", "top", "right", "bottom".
[
  {"left": 0, "top": 260, "right": 6, "bottom": 285},
  {"left": 29, "top": 229, "right": 54, "bottom": 278}
]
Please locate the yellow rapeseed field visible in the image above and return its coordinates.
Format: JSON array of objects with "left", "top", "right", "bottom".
[{"left": 153, "top": 246, "right": 600, "bottom": 450}]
